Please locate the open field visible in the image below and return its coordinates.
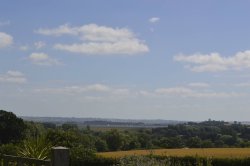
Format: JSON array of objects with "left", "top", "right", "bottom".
[{"left": 98, "top": 148, "right": 250, "bottom": 159}]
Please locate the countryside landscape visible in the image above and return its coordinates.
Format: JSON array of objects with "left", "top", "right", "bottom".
[{"left": 1, "top": 0, "right": 250, "bottom": 166}]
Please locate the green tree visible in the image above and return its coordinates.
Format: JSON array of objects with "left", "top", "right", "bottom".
[
  {"left": 95, "top": 138, "right": 108, "bottom": 152},
  {"left": 0, "top": 110, "right": 26, "bottom": 144},
  {"left": 220, "top": 135, "right": 237, "bottom": 146},
  {"left": 24, "top": 121, "right": 46, "bottom": 139},
  {"left": 138, "top": 132, "right": 153, "bottom": 149},
  {"left": 186, "top": 136, "right": 202, "bottom": 148},
  {"left": 61, "top": 123, "right": 78, "bottom": 131},
  {"left": 201, "top": 140, "right": 214, "bottom": 148},
  {"left": 105, "top": 129, "right": 124, "bottom": 151},
  {"left": 166, "top": 136, "right": 183, "bottom": 148},
  {"left": 46, "top": 129, "right": 78, "bottom": 148}
]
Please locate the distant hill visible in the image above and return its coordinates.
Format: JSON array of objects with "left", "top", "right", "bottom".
[{"left": 20, "top": 116, "right": 186, "bottom": 128}]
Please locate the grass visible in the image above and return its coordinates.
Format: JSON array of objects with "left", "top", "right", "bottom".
[{"left": 97, "top": 148, "right": 250, "bottom": 159}]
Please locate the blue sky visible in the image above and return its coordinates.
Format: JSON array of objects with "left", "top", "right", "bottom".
[{"left": 1, "top": 0, "right": 250, "bottom": 121}]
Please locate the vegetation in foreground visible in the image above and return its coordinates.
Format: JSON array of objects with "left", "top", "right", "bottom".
[
  {"left": 114, "top": 155, "right": 213, "bottom": 166},
  {"left": 2, "top": 109, "right": 250, "bottom": 165}
]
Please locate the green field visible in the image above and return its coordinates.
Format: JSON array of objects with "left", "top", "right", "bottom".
[{"left": 98, "top": 148, "right": 250, "bottom": 159}]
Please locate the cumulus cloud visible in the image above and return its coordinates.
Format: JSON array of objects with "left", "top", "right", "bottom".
[
  {"left": 28, "top": 52, "right": 62, "bottom": 66},
  {"left": 149, "top": 17, "right": 160, "bottom": 23},
  {"left": 36, "top": 24, "right": 149, "bottom": 55},
  {"left": 0, "top": 32, "right": 13, "bottom": 48},
  {"left": 36, "top": 24, "right": 135, "bottom": 41},
  {"left": 0, "top": 70, "right": 27, "bottom": 84},
  {"left": 34, "top": 41, "right": 46, "bottom": 49},
  {"left": 174, "top": 51, "right": 250, "bottom": 72},
  {"left": 54, "top": 40, "right": 148, "bottom": 55}
]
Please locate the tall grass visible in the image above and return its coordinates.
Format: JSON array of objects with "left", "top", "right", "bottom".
[{"left": 113, "top": 155, "right": 213, "bottom": 166}]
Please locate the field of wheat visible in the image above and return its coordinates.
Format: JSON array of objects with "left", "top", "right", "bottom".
[{"left": 98, "top": 148, "right": 250, "bottom": 159}]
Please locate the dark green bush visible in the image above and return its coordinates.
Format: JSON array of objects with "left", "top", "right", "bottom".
[
  {"left": 70, "top": 155, "right": 116, "bottom": 166},
  {"left": 0, "top": 143, "right": 17, "bottom": 155}
]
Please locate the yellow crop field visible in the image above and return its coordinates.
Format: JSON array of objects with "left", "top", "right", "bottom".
[{"left": 98, "top": 148, "right": 250, "bottom": 159}]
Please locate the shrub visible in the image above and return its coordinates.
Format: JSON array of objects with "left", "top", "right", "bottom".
[
  {"left": 17, "top": 136, "right": 52, "bottom": 160},
  {"left": 0, "top": 143, "right": 17, "bottom": 155},
  {"left": 70, "top": 146, "right": 116, "bottom": 166}
]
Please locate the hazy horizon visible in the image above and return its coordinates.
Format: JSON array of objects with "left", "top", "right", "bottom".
[{"left": 1, "top": 1, "right": 250, "bottom": 121}]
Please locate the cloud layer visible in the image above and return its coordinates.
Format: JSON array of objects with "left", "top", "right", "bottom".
[
  {"left": 154, "top": 87, "right": 240, "bottom": 98},
  {"left": 0, "top": 32, "right": 13, "bottom": 48},
  {"left": 35, "top": 83, "right": 241, "bottom": 99},
  {"left": 174, "top": 50, "right": 250, "bottom": 72},
  {"left": 0, "top": 71, "right": 27, "bottom": 84},
  {"left": 36, "top": 24, "right": 149, "bottom": 55}
]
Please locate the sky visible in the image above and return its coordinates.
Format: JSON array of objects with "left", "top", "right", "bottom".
[{"left": 1, "top": 0, "right": 250, "bottom": 121}]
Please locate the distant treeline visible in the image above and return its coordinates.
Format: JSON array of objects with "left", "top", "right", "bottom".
[{"left": 43, "top": 119, "right": 250, "bottom": 150}]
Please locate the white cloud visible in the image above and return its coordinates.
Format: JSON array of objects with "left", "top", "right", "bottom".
[
  {"left": 34, "top": 41, "right": 46, "bottom": 49},
  {"left": 155, "top": 87, "right": 194, "bottom": 96},
  {"left": 35, "top": 84, "right": 111, "bottom": 95},
  {"left": 188, "top": 82, "right": 210, "bottom": 88},
  {"left": 54, "top": 40, "right": 148, "bottom": 55},
  {"left": 0, "top": 70, "right": 27, "bottom": 84},
  {"left": 85, "top": 84, "right": 110, "bottom": 92},
  {"left": 174, "top": 50, "right": 250, "bottom": 72},
  {"left": 149, "top": 17, "right": 160, "bottom": 23},
  {"left": 190, "top": 64, "right": 228, "bottom": 72},
  {"left": 36, "top": 24, "right": 149, "bottom": 55},
  {"left": 35, "top": 84, "right": 131, "bottom": 98},
  {"left": 36, "top": 24, "right": 134, "bottom": 42},
  {"left": 28, "top": 52, "right": 62, "bottom": 66},
  {"left": 0, "top": 32, "right": 13, "bottom": 48},
  {"left": 35, "top": 24, "right": 77, "bottom": 36},
  {"left": 78, "top": 24, "right": 135, "bottom": 42},
  {"left": 7, "top": 71, "right": 24, "bottom": 77}
]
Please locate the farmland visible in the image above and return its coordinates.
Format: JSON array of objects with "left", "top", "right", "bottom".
[{"left": 98, "top": 148, "right": 250, "bottom": 159}]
